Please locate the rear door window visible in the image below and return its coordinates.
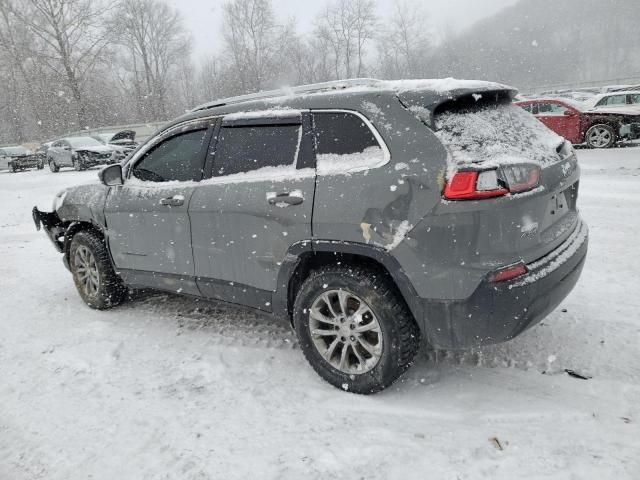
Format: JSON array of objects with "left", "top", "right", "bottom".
[
  {"left": 212, "top": 124, "right": 301, "bottom": 177},
  {"left": 312, "top": 111, "right": 387, "bottom": 174},
  {"left": 537, "top": 103, "right": 568, "bottom": 115},
  {"left": 598, "top": 94, "right": 627, "bottom": 107}
]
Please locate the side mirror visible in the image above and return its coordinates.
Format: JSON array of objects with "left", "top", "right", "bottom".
[{"left": 99, "top": 164, "right": 123, "bottom": 186}]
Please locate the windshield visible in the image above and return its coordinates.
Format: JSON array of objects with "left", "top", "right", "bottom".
[
  {"left": 434, "top": 101, "right": 564, "bottom": 169},
  {"left": 95, "top": 134, "right": 114, "bottom": 143},
  {"left": 66, "top": 137, "right": 104, "bottom": 148}
]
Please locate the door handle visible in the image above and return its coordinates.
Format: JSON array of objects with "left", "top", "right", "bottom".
[
  {"left": 267, "top": 191, "right": 304, "bottom": 206},
  {"left": 160, "top": 195, "right": 185, "bottom": 207}
]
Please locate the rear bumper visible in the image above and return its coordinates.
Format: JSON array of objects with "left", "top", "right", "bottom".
[{"left": 422, "top": 218, "right": 588, "bottom": 350}]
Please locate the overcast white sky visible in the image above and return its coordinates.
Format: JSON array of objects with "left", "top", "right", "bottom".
[{"left": 172, "top": 0, "right": 518, "bottom": 60}]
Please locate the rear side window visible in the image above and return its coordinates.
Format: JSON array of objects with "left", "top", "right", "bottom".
[
  {"left": 537, "top": 103, "right": 568, "bottom": 114},
  {"left": 598, "top": 95, "right": 626, "bottom": 107},
  {"left": 213, "top": 125, "right": 300, "bottom": 176},
  {"left": 312, "top": 112, "right": 386, "bottom": 175},
  {"left": 132, "top": 129, "right": 208, "bottom": 182}
]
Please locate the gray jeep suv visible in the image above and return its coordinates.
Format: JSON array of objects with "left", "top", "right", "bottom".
[{"left": 33, "top": 79, "right": 588, "bottom": 394}]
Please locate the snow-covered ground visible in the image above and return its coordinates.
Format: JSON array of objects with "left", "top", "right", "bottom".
[{"left": 1, "top": 148, "right": 639, "bottom": 479}]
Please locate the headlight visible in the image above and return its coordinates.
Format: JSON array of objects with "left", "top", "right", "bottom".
[{"left": 53, "top": 189, "right": 67, "bottom": 210}]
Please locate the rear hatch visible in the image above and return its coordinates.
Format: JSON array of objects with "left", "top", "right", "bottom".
[{"left": 406, "top": 90, "right": 580, "bottom": 264}]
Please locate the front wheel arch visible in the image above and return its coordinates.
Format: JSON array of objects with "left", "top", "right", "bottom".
[{"left": 62, "top": 222, "right": 116, "bottom": 271}]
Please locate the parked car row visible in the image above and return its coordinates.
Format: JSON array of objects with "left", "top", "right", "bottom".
[
  {"left": 0, "top": 130, "right": 139, "bottom": 173},
  {"left": 0, "top": 146, "right": 44, "bottom": 172},
  {"left": 516, "top": 97, "right": 640, "bottom": 148}
]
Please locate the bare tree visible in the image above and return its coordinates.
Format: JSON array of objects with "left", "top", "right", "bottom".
[
  {"left": 222, "top": 0, "right": 289, "bottom": 92},
  {"left": 9, "top": 0, "right": 112, "bottom": 127},
  {"left": 376, "top": 0, "right": 431, "bottom": 79},
  {"left": 113, "top": 0, "right": 191, "bottom": 121},
  {"left": 314, "top": 0, "right": 377, "bottom": 79}
]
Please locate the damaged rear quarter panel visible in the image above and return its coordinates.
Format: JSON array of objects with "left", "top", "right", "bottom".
[{"left": 312, "top": 94, "right": 448, "bottom": 258}]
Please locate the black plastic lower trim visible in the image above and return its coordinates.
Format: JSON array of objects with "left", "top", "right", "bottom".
[{"left": 423, "top": 228, "right": 588, "bottom": 350}]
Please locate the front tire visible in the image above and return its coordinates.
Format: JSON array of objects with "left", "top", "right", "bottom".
[
  {"left": 48, "top": 159, "right": 59, "bottom": 172},
  {"left": 73, "top": 155, "right": 85, "bottom": 171},
  {"left": 585, "top": 124, "right": 616, "bottom": 148},
  {"left": 293, "top": 266, "right": 420, "bottom": 394},
  {"left": 9, "top": 161, "right": 17, "bottom": 173},
  {"left": 69, "top": 230, "right": 126, "bottom": 309}
]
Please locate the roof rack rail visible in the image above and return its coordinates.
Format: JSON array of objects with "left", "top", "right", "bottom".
[{"left": 191, "top": 78, "right": 382, "bottom": 112}]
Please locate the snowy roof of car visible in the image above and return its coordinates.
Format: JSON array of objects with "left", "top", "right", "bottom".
[{"left": 190, "top": 78, "right": 516, "bottom": 115}]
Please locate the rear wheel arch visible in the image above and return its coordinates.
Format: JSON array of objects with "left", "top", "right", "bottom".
[{"left": 274, "top": 241, "right": 425, "bottom": 337}]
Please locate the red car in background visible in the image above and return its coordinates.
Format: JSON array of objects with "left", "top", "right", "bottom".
[{"left": 515, "top": 97, "right": 640, "bottom": 148}]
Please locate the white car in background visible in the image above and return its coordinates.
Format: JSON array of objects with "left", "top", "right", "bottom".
[{"left": 587, "top": 91, "right": 640, "bottom": 110}]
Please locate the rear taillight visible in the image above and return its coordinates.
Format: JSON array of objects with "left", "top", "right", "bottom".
[
  {"left": 443, "top": 171, "right": 508, "bottom": 200},
  {"left": 443, "top": 164, "right": 540, "bottom": 201},
  {"left": 489, "top": 262, "right": 528, "bottom": 283}
]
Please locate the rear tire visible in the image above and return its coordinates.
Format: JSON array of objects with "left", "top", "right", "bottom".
[
  {"left": 293, "top": 266, "right": 420, "bottom": 394},
  {"left": 69, "top": 230, "right": 126, "bottom": 309},
  {"left": 9, "top": 162, "right": 17, "bottom": 173},
  {"left": 585, "top": 124, "right": 616, "bottom": 148},
  {"left": 48, "top": 159, "right": 59, "bottom": 173},
  {"left": 37, "top": 160, "right": 44, "bottom": 170}
]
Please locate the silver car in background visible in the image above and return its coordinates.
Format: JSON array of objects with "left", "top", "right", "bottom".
[{"left": 46, "top": 136, "right": 116, "bottom": 172}]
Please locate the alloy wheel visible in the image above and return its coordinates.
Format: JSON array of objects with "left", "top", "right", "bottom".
[
  {"left": 587, "top": 126, "right": 612, "bottom": 148},
  {"left": 74, "top": 245, "right": 100, "bottom": 297},
  {"left": 309, "top": 289, "right": 383, "bottom": 374}
]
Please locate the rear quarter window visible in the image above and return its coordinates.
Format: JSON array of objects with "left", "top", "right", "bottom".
[{"left": 312, "top": 111, "right": 387, "bottom": 175}]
